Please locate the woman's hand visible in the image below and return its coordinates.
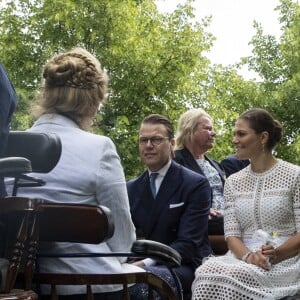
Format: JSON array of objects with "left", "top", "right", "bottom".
[
  {"left": 209, "top": 208, "right": 222, "bottom": 220},
  {"left": 261, "top": 244, "right": 277, "bottom": 265},
  {"left": 247, "top": 249, "right": 271, "bottom": 270}
]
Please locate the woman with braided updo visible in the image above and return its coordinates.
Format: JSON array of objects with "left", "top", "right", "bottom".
[{"left": 6, "top": 48, "right": 143, "bottom": 299}]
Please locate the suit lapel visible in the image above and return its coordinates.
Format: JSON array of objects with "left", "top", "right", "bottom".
[{"left": 130, "top": 172, "right": 159, "bottom": 238}]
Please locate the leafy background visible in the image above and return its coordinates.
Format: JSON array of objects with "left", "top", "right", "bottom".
[{"left": 1, "top": 0, "right": 299, "bottom": 178}]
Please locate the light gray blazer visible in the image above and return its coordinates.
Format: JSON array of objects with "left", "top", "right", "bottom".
[{"left": 6, "top": 114, "right": 141, "bottom": 295}]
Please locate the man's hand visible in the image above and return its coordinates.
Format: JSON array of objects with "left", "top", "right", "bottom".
[{"left": 130, "top": 260, "right": 145, "bottom": 267}]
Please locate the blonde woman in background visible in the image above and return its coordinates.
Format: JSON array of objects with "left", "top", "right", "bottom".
[{"left": 174, "top": 108, "right": 226, "bottom": 237}]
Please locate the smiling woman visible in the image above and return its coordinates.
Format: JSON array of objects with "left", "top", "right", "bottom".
[{"left": 233, "top": 108, "right": 282, "bottom": 170}]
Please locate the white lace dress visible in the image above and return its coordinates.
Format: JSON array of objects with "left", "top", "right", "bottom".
[{"left": 192, "top": 159, "right": 300, "bottom": 300}]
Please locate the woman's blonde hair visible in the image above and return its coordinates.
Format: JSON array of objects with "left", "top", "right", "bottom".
[
  {"left": 34, "top": 47, "right": 108, "bottom": 130},
  {"left": 175, "top": 108, "right": 211, "bottom": 149}
]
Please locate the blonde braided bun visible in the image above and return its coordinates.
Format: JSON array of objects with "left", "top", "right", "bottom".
[{"left": 36, "top": 47, "right": 108, "bottom": 130}]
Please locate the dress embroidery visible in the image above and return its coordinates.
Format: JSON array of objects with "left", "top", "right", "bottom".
[{"left": 192, "top": 159, "right": 300, "bottom": 299}]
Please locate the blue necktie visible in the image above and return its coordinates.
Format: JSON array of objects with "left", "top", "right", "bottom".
[{"left": 150, "top": 173, "right": 158, "bottom": 198}]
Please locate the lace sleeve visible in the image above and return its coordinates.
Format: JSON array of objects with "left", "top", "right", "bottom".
[
  {"left": 223, "top": 177, "right": 242, "bottom": 240},
  {"left": 292, "top": 169, "right": 300, "bottom": 232}
]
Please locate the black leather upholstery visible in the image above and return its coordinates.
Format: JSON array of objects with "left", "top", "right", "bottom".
[
  {"left": 4, "top": 131, "right": 61, "bottom": 173},
  {"left": 1, "top": 131, "right": 62, "bottom": 196}
]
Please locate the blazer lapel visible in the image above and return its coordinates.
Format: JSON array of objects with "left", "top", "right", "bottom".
[
  {"left": 181, "top": 148, "right": 204, "bottom": 174},
  {"left": 130, "top": 172, "right": 159, "bottom": 238}
]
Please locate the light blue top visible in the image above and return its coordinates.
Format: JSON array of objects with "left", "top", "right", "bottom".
[{"left": 6, "top": 113, "right": 142, "bottom": 295}]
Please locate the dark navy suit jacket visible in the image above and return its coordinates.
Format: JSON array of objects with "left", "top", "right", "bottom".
[
  {"left": 127, "top": 161, "right": 212, "bottom": 269},
  {"left": 220, "top": 154, "right": 250, "bottom": 177},
  {"left": 0, "top": 63, "right": 17, "bottom": 196}
]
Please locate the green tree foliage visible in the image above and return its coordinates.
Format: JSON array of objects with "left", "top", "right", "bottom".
[
  {"left": 0, "top": 0, "right": 298, "bottom": 179},
  {"left": 0, "top": 0, "right": 217, "bottom": 177},
  {"left": 245, "top": 0, "right": 300, "bottom": 164},
  {"left": 197, "top": 65, "right": 264, "bottom": 161}
]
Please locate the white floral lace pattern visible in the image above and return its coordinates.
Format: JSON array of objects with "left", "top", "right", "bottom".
[{"left": 192, "top": 159, "right": 300, "bottom": 300}]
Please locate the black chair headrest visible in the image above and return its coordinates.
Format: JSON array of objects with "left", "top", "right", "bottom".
[{"left": 4, "top": 131, "right": 62, "bottom": 173}]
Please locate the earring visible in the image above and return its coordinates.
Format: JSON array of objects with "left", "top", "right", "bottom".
[{"left": 262, "top": 143, "right": 265, "bottom": 153}]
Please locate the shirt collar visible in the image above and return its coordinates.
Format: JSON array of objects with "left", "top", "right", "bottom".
[{"left": 148, "top": 159, "right": 171, "bottom": 177}]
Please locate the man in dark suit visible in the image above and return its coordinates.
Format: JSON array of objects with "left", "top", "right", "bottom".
[
  {"left": 127, "top": 114, "right": 212, "bottom": 298},
  {"left": 0, "top": 63, "right": 17, "bottom": 197}
]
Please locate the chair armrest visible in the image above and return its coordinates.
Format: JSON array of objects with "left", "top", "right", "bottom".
[
  {"left": 15, "top": 174, "right": 46, "bottom": 187},
  {"left": 0, "top": 157, "right": 32, "bottom": 178},
  {"left": 131, "top": 240, "right": 181, "bottom": 268}
]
